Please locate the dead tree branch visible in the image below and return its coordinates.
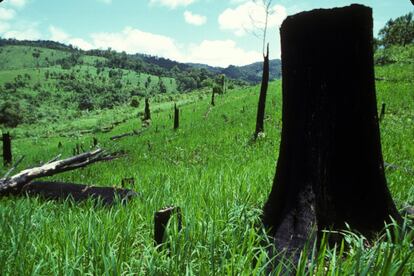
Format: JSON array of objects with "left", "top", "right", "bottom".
[
  {"left": 109, "top": 129, "right": 147, "bottom": 141},
  {"left": 0, "top": 148, "right": 117, "bottom": 193}
]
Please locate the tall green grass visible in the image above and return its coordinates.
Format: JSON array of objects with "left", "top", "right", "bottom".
[{"left": 0, "top": 63, "right": 413, "bottom": 274}]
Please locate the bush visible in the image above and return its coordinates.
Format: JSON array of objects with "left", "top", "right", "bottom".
[
  {"left": 374, "top": 45, "right": 414, "bottom": 65},
  {"left": 213, "top": 86, "right": 223, "bottom": 94},
  {"left": 0, "top": 100, "right": 23, "bottom": 127},
  {"left": 130, "top": 96, "right": 140, "bottom": 107}
]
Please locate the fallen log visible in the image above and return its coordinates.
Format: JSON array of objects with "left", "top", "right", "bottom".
[
  {"left": 109, "top": 128, "right": 147, "bottom": 141},
  {"left": 0, "top": 148, "right": 119, "bottom": 193},
  {"left": 21, "top": 181, "right": 136, "bottom": 205}
]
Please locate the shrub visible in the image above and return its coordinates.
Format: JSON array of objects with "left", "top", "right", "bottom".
[{"left": 130, "top": 96, "right": 140, "bottom": 107}]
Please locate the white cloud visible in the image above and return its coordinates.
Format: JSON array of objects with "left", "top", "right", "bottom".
[
  {"left": 149, "top": 0, "right": 195, "bottom": 9},
  {"left": 48, "top": 25, "right": 94, "bottom": 50},
  {"left": 49, "top": 25, "right": 70, "bottom": 42},
  {"left": 230, "top": 0, "right": 248, "bottom": 4},
  {"left": 88, "top": 28, "right": 261, "bottom": 66},
  {"left": 0, "top": 7, "right": 16, "bottom": 21},
  {"left": 7, "top": 0, "right": 27, "bottom": 8},
  {"left": 90, "top": 27, "right": 183, "bottom": 59},
  {"left": 184, "top": 11, "right": 206, "bottom": 26},
  {"left": 218, "top": 1, "right": 287, "bottom": 36},
  {"left": 68, "top": 38, "right": 94, "bottom": 50},
  {"left": 186, "top": 39, "right": 262, "bottom": 67},
  {"left": 97, "top": 0, "right": 112, "bottom": 4},
  {"left": 0, "top": 22, "right": 10, "bottom": 33},
  {"left": 3, "top": 24, "right": 41, "bottom": 40}
]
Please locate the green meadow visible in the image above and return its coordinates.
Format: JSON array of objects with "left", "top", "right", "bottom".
[{"left": 0, "top": 55, "right": 413, "bottom": 274}]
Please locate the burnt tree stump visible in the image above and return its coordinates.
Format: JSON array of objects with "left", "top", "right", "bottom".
[
  {"left": 262, "top": 4, "right": 401, "bottom": 260},
  {"left": 121, "top": 177, "right": 135, "bottom": 188},
  {"left": 144, "top": 98, "right": 151, "bottom": 121},
  {"left": 174, "top": 104, "right": 179, "bottom": 130},
  {"left": 379, "top": 102, "right": 386, "bottom": 122},
  {"left": 154, "top": 206, "right": 182, "bottom": 247},
  {"left": 2, "top": 133, "right": 12, "bottom": 166},
  {"left": 254, "top": 44, "right": 270, "bottom": 139},
  {"left": 93, "top": 137, "right": 98, "bottom": 147}
]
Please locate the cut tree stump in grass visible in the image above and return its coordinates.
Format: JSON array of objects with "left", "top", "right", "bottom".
[
  {"left": 93, "top": 137, "right": 98, "bottom": 147},
  {"left": 154, "top": 206, "right": 182, "bottom": 247},
  {"left": 262, "top": 4, "right": 402, "bottom": 264},
  {"left": 211, "top": 89, "right": 215, "bottom": 106},
  {"left": 121, "top": 177, "right": 135, "bottom": 188},
  {"left": 2, "top": 133, "right": 12, "bottom": 167},
  {"left": 21, "top": 181, "right": 136, "bottom": 205},
  {"left": 174, "top": 104, "right": 179, "bottom": 130},
  {"left": 144, "top": 98, "right": 151, "bottom": 122},
  {"left": 379, "top": 102, "right": 386, "bottom": 122}
]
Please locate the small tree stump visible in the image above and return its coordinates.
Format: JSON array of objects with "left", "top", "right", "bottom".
[
  {"left": 121, "top": 177, "right": 135, "bottom": 188},
  {"left": 211, "top": 89, "right": 215, "bottom": 106},
  {"left": 144, "top": 98, "right": 151, "bottom": 121},
  {"left": 93, "top": 137, "right": 98, "bottom": 147},
  {"left": 174, "top": 104, "right": 179, "bottom": 130},
  {"left": 379, "top": 102, "right": 386, "bottom": 122},
  {"left": 154, "top": 206, "right": 182, "bottom": 247},
  {"left": 2, "top": 133, "right": 12, "bottom": 166}
]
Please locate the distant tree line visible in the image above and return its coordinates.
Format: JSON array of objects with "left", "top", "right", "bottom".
[{"left": 374, "top": 12, "right": 414, "bottom": 65}]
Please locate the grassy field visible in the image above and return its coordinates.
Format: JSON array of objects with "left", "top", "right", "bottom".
[{"left": 0, "top": 62, "right": 413, "bottom": 274}]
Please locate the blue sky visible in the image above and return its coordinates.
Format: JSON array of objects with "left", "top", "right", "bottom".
[{"left": 0, "top": 0, "right": 412, "bottom": 67}]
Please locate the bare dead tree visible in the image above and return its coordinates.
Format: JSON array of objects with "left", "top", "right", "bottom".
[
  {"left": 252, "top": 0, "right": 273, "bottom": 139},
  {"left": 2, "top": 132, "right": 12, "bottom": 166}
]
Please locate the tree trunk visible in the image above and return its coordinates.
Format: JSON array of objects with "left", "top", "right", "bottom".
[
  {"left": 154, "top": 206, "right": 182, "bottom": 247},
  {"left": 254, "top": 44, "right": 270, "bottom": 139},
  {"left": 2, "top": 133, "right": 12, "bottom": 166},
  {"left": 174, "top": 104, "right": 179, "bottom": 130},
  {"left": 144, "top": 98, "right": 151, "bottom": 121},
  {"left": 262, "top": 4, "right": 401, "bottom": 258}
]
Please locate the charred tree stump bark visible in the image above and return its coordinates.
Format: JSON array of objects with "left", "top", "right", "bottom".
[
  {"left": 211, "top": 89, "right": 215, "bottom": 106},
  {"left": 262, "top": 4, "right": 401, "bottom": 260},
  {"left": 144, "top": 98, "right": 151, "bottom": 121},
  {"left": 254, "top": 44, "right": 270, "bottom": 139},
  {"left": 154, "top": 206, "right": 182, "bottom": 247},
  {"left": 2, "top": 133, "right": 12, "bottom": 166},
  {"left": 21, "top": 181, "right": 136, "bottom": 205},
  {"left": 379, "top": 102, "right": 386, "bottom": 122},
  {"left": 93, "top": 137, "right": 98, "bottom": 147},
  {"left": 174, "top": 104, "right": 179, "bottom": 130}
]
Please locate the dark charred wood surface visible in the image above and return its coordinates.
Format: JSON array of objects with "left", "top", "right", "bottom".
[
  {"left": 21, "top": 181, "right": 137, "bottom": 205},
  {"left": 262, "top": 4, "right": 402, "bottom": 262},
  {"left": 254, "top": 44, "right": 270, "bottom": 138}
]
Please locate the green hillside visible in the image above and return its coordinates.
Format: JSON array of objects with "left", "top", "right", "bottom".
[
  {"left": 0, "top": 58, "right": 413, "bottom": 274},
  {"left": 0, "top": 44, "right": 192, "bottom": 127}
]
